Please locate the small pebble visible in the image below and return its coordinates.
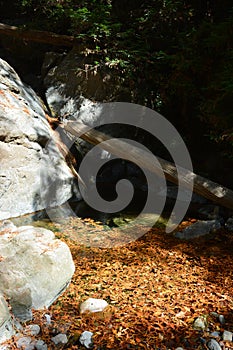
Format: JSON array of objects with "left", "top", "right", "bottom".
[
  {"left": 80, "top": 298, "right": 108, "bottom": 314},
  {"left": 16, "top": 337, "right": 32, "bottom": 349},
  {"left": 44, "top": 314, "right": 51, "bottom": 325},
  {"left": 25, "top": 324, "right": 40, "bottom": 336},
  {"left": 34, "top": 340, "right": 48, "bottom": 350},
  {"left": 51, "top": 333, "right": 68, "bottom": 345},
  {"left": 193, "top": 316, "right": 207, "bottom": 330},
  {"left": 219, "top": 314, "right": 225, "bottom": 325},
  {"left": 210, "top": 331, "right": 220, "bottom": 337},
  {"left": 25, "top": 345, "right": 35, "bottom": 350},
  {"left": 199, "top": 337, "right": 206, "bottom": 344},
  {"left": 223, "top": 330, "right": 233, "bottom": 342},
  {"left": 207, "top": 338, "right": 222, "bottom": 350},
  {"left": 79, "top": 331, "right": 93, "bottom": 349},
  {"left": 225, "top": 217, "right": 233, "bottom": 231}
]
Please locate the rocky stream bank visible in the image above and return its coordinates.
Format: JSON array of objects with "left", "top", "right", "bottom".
[{"left": 0, "top": 43, "right": 233, "bottom": 349}]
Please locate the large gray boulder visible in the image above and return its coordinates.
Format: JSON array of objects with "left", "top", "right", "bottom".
[
  {"left": 0, "top": 221, "right": 75, "bottom": 323},
  {"left": 42, "top": 50, "right": 149, "bottom": 192},
  {"left": 42, "top": 47, "right": 130, "bottom": 106},
  {"left": 0, "top": 58, "right": 76, "bottom": 220},
  {"left": 42, "top": 49, "right": 132, "bottom": 140}
]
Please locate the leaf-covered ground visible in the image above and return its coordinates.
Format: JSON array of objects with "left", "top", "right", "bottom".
[{"left": 10, "top": 218, "right": 233, "bottom": 349}]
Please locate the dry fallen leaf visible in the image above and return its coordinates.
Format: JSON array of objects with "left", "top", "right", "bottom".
[{"left": 9, "top": 218, "right": 233, "bottom": 349}]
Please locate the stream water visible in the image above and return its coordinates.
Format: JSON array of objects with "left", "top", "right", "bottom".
[{"left": 10, "top": 198, "right": 169, "bottom": 247}]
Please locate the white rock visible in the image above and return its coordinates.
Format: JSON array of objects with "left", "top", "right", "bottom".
[
  {"left": 0, "top": 225, "right": 75, "bottom": 322},
  {"left": 51, "top": 333, "right": 68, "bottom": 345},
  {"left": 79, "top": 298, "right": 108, "bottom": 314},
  {"left": 222, "top": 330, "right": 233, "bottom": 341},
  {"left": 79, "top": 331, "right": 93, "bottom": 349}
]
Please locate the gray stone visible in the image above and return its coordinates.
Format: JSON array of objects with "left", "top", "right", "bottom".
[
  {"left": 79, "top": 331, "right": 93, "bottom": 349},
  {"left": 0, "top": 58, "right": 76, "bottom": 220},
  {"left": 222, "top": 330, "right": 233, "bottom": 341},
  {"left": 25, "top": 345, "right": 35, "bottom": 350},
  {"left": 25, "top": 324, "right": 40, "bottom": 336},
  {"left": 210, "top": 331, "right": 220, "bottom": 337},
  {"left": 0, "top": 294, "right": 14, "bottom": 344},
  {"left": 225, "top": 217, "right": 233, "bottom": 231},
  {"left": 175, "top": 220, "right": 221, "bottom": 240},
  {"left": 51, "top": 333, "right": 68, "bottom": 345},
  {"left": 34, "top": 340, "right": 47, "bottom": 350},
  {"left": 219, "top": 314, "right": 225, "bottom": 325},
  {"left": 10, "top": 287, "right": 33, "bottom": 321},
  {"left": 0, "top": 224, "right": 75, "bottom": 320},
  {"left": 207, "top": 338, "right": 222, "bottom": 350},
  {"left": 193, "top": 316, "right": 208, "bottom": 330},
  {"left": 16, "top": 336, "right": 32, "bottom": 349},
  {"left": 80, "top": 298, "right": 108, "bottom": 314}
]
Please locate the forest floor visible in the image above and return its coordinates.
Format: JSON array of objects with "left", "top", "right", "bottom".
[{"left": 9, "top": 217, "right": 233, "bottom": 349}]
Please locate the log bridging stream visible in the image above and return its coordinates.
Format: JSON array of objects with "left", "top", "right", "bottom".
[
  {"left": 62, "top": 120, "right": 233, "bottom": 211},
  {"left": 1, "top": 21, "right": 232, "bottom": 211}
]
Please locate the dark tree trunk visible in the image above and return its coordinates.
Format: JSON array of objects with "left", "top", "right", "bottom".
[{"left": 0, "top": 22, "right": 78, "bottom": 47}]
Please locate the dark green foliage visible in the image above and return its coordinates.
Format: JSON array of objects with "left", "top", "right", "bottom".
[{"left": 3, "top": 0, "right": 233, "bottom": 169}]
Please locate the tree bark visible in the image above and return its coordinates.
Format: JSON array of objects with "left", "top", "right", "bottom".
[
  {"left": 0, "top": 22, "right": 78, "bottom": 47},
  {"left": 63, "top": 120, "right": 233, "bottom": 210}
]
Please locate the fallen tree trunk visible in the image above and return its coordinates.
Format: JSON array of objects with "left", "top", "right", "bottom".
[
  {"left": 63, "top": 120, "right": 233, "bottom": 211},
  {"left": 0, "top": 22, "right": 77, "bottom": 47}
]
